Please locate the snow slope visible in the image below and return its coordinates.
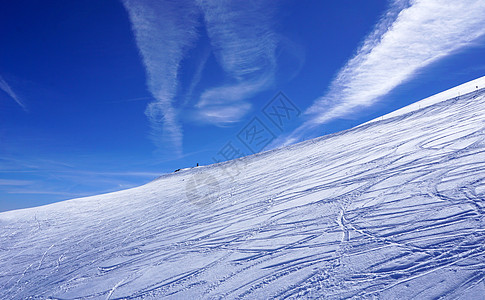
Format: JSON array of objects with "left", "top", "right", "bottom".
[
  {"left": 363, "top": 76, "right": 485, "bottom": 124},
  {"left": 1, "top": 78, "right": 485, "bottom": 299}
]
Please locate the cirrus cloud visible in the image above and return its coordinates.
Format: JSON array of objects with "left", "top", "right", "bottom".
[
  {"left": 122, "top": 0, "right": 200, "bottom": 155},
  {"left": 195, "top": 0, "right": 278, "bottom": 125},
  {"left": 283, "top": 0, "right": 485, "bottom": 145},
  {"left": 0, "top": 75, "right": 26, "bottom": 111},
  {"left": 122, "top": 0, "right": 283, "bottom": 152}
]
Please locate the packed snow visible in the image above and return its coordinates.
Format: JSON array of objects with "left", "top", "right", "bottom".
[{"left": 1, "top": 78, "right": 484, "bottom": 299}]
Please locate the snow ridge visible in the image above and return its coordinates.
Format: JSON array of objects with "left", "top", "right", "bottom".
[
  {"left": 1, "top": 81, "right": 485, "bottom": 299},
  {"left": 364, "top": 75, "right": 485, "bottom": 125}
]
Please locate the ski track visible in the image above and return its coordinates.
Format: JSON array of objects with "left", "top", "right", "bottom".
[{"left": 0, "top": 88, "right": 485, "bottom": 299}]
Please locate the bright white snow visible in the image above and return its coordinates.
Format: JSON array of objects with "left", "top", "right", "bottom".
[{"left": 1, "top": 78, "right": 484, "bottom": 299}]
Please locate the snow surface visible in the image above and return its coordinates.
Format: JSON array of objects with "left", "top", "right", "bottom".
[{"left": 1, "top": 79, "right": 485, "bottom": 299}]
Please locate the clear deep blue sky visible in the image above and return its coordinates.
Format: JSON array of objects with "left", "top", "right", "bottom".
[{"left": 1, "top": 0, "right": 485, "bottom": 212}]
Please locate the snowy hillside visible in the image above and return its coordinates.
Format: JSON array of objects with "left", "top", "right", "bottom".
[{"left": 1, "top": 79, "right": 485, "bottom": 299}]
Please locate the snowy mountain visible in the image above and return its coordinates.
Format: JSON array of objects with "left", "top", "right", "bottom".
[{"left": 1, "top": 77, "right": 485, "bottom": 299}]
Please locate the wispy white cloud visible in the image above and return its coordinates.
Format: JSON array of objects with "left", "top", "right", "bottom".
[
  {"left": 194, "top": 79, "right": 269, "bottom": 124},
  {"left": 122, "top": 0, "right": 286, "bottom": 147},
  {"left": 0, "top": 75, "right": 26, "bottom": 111},
  {"left": 0, "top": 179, "right": 33, "bottom": 186},
  {"left": 183, "top": 46, "right": 211, "bottom": 107},
  {"left": 0, "top": 155, "right": 161, "bottom": 202},
  {"left": 195, "top": 0, "right": 279, "bottom": 125},
  {"left": 284, "top": 0, "right": 485, "bottom": 145},
  {"left": 122, "top": 0, "right": 200, "bottom": 155},
  {"left": 5, "top": 189, "right": 82, "bottom": 196}
]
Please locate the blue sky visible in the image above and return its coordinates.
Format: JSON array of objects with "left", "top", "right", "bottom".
[{"left": 1, "top": 0, "right": 485, "bottom": 212}]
